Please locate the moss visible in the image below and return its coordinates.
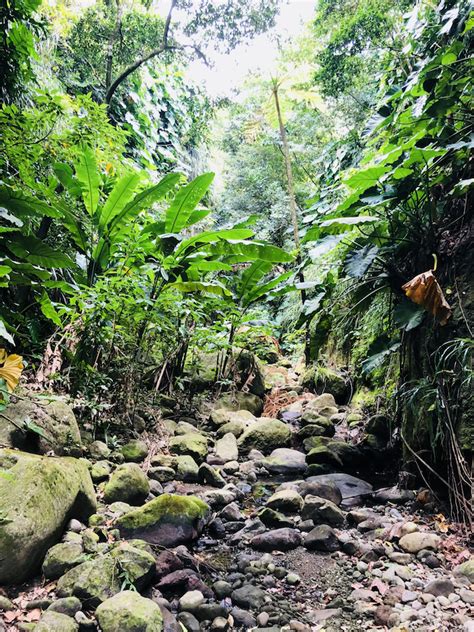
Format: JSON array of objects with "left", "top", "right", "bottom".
[
  {"left": 169, "top": 433, "right": 208, "bottom": 462},
  {"left": 116, "top": 494, "right": 208, "bottom": 531},
  {"left": 103, "top": 463, "right": 149, "bottom": 505},
  {"left": 96, "top": 591, "right": 163, "bottom": 632},
  {"left": 237, "top": 419, "right": 291, "bottom": 454},
  {"left": 121, "top": 440, "right": 148, "bottom": 463}
]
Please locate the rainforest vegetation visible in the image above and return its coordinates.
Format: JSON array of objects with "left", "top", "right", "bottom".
[{"left": 0, "top": 0, "right": 472, "bottom": 630}]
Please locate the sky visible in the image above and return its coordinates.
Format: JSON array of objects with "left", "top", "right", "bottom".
[{"left": 185, "top": 1, "right": 316, "bottom": 98}]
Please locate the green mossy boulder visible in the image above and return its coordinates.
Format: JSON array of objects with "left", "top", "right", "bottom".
[
  {"left": 0, "top": 449, "right": 96, "bottom": 584},
  {"left": 169, "top": 433, "right": 208, "bottom": 463},
  {"left": 34, "top": 611, "right": 78, "bottom": 631},
  {"left": 96, "top": 590, "right": 163, "bottom": 632},
  {"left": 42, "top": 542, "right": 86, "bottom": 580},
  {"left": 121, "top": 440, "right": 148, "bottom": 462},
  {"left": 56, "top": 542, "right": 155, "bottom": 606},
  {"left": 175, "top": 455, "right": 199, "bottom": 482},
  {"left": 103, "top": 463, "right": 150, "bottom": 505},
  {"left": 90, "top": 460, "right": 111, "bottom": 482},
  {"left": 301, "top": 368, "right": 349, "bottom": 403},
  {"left": 237, "top": 418, "right": 291, "bottom": 455},
  {"left": 0, "top": 393, "right": 82, "bottom": 456},
  {"left": 116, "top": 493, "right": 209, "bottom": 547}
]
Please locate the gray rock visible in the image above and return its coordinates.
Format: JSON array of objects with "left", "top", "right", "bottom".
[
  {"left": 373, "top": 486, "right": 415, "bottom": 504},
  {"left": 89, "top": 440, "right": 110, "bottom": 460},
  {"left": 199, "top": 463, "right": 226, "bottom": 488},
  {"left": 250, "top": 528, "right": 302, "bottom": 551},
  {"left": 121, "top": 440, "right": 148, "bottom": 462},
  {"left": 399, "top": 532, "right": 441, "bottom": 553},
  {"left": 266, "top": 489, "right": 304, "bottom": 514},
  {"left": 175, "top": 455, "right": 199, "bottom": 482},
  {"left": 231, "top": 607, "right": 257, "bottom": 628},
  {"left": 298, "top": 480, "right": 342, "bottom": 506},
  {"left": 34, "top": 612, "right": 78, "bottom": 631},
  {"left": 46, "top": 597, "right": 82, "bottom": 617},
  {"left": 262, "top": 448, "right": 307, "bottom": 475},
  {"left": 213, "top": 433, "right": 239, "bottom": 464},
  {"left": 149, "top": 466, "right": 175, "bottom": 482},
  {"left": 177, "top": 612, "right": 200, "bottom": 632},
  {"left": 237, "top": 419, "right": 292, "bottom": 455},
  {"left": 179, "top": 590, "right": 205, "bottom": 612},
  {"left": 304, "top": 525, "right": 339, "bottom": 552},
  {"left": 301, "top": 495, "right": 345, "bottom": 526},
  {"left": 42, "top": 542, "right": 86, "bottom": 579},
  {"left": 424, "top": 578, "right": 455, "bottom": 597},
  {"left": 305, "top": 473, "right": 372, "bottom": 505},
  {"left": 231, "top": 584, "right": 266, "bottom": 609},
  {"left": 213, "top": 580, "right": 232, "bottom": 599}
]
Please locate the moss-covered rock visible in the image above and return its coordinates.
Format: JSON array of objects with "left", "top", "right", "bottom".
[
  {"left": 90, "top": 460, "right": 111, "bottom": 482},
  {"left": 121, "top": 440, "right": 148, "bottom": 462},
  {"left": 301, "top": 367, "right": 349, "bottom": 403},
  {"left": 96, "top": 590, "right": 163, "bottom": 632},
  {"left": 42, "top": 542, "right": 86, "bottom": 579},
  {"left": 34, "top": 611, "right": 78, "bottom": 631},
  {"left": 214, "top": 392, "right": 263, "bottom": 416},
  {"left": 89, "top": 440, "right": 111, "bottom": 460},
  {"left": 116, "top": 493, "right": 210, "bottom": 547},
  {"left": 103, "top": 463, "right": 149, "bottom": 505},
  {"left": 0, "top": 393, "right": 82, "bottom": 456},
  {"left": 57, "top": 542, "right": 155, "bottom": 606},
  {"left": 0, "top": 449, "right": 96, "bottom": 583},
  {"left": 169, "top": 433, "right": 208, "bottom": 463},
  {"left": 237, "top": 419, "right": 291, "bottom": 455}
]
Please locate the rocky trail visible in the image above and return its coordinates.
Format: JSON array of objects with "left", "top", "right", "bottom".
[{"left": 0, "top": 362, "right": 472, "bottom": 632}]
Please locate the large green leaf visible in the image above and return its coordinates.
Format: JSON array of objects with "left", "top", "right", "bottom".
[
  {"left": 361, "top": 336, "right": 401, "bottom": 373},
  {"left": 238, "top": 260, "right": 273, "bottom": 300},
  {"left": 165, "top": 173, "right": 215, "bottom": 233},
  {"left": 74, "top": 146, "right": 100, "bottom": 216},
  {"left": 0, "top": 320, "right": 14, "bottom": 345},
  {"left": 394, "top": 300, "right": 425, "bottom": 331},
  {"left": 344, "top": 166, "right": 388, "bottom": 194},
  {"left": 208, "top": 240, "right": 293, "bottom": 263},
  {"left": 40, "top": 292, "right": 62, "bottom": 327},
  {"left": 168, "top": 281, "right": 231, "bottom": 297},
  {"left": 345, "top": 245, "right": 379, "bottom": 278},
  {"left": 174, "top": 228, "right": 255, "bottom": 258},
  {"left": 0, "top": 187, "right": 61, "bottom": 219},
  {"left": 108, "top": 172, "right": 181, "bottom": 235},
  {"left": 99, "top": 172, "right": 142, "bottom": 229},
  {"left": 245, "top": 271, "right": 293, "bottom": 305},
  {"left": 7, "top": 235, "right": 74, "bottom": 268},
  {"left": 53, "top": 163, "right": 82, "bottom": 197}
]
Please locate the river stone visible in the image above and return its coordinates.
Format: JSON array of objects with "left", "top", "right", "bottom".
[
  {"left": 238, "top": 419, "right": 291, "bottom": 454},
  {"left": 297, "top": 422, "right": 335, "bottom": 439},
  {"left": 103, "top": 463, "right": 149, "bottom": 505},
  {"left": 170, "top": 433, "right": 208, "bottom": 463},
  {"left": 116, "top": 493, "right": 209, "bottom": 546},
  {"left": 149, "top": 466, "right": 175, "bottom": 482},
  {"left": 213, "top": 433, "right": 238, "bottom": 464},
  {"left": 90, "top": 460, "right": 111, "bottom": 482},
  {"left": 424, "top": 578, "right": 455, "bottom": 597},
  {"left": 47, "top": 597, "right": 82, "bottom": 618},
  {"left": 231, "top": 584, "right": 266, "bottom": 609},
  {"left": 214, "top": 392, "right": 264, "bottom": 416},
  {"left": 250, "top": 528, "right": 302, "bottom": 551},
  {"left": 56, "top": 542, "right": 155, "bottom": 606},
  {"left": 301, "top": 495, "right": 345, "bottom": 526},
  {"left": 121, "top": 440, "right": 148, "bottom": 462},
  {"left": 0, "top": 449, "right": 96, "bottom": 583},
  {"left": 266, "top": 489, "right": 304, "bottom": 514},
  {"left": 35, "top": 611, "right": 78, "bottom": 631},
  {"left": 198, "top": 463, "right": 226, "bottom": 487},
  {"left": 304, "top": 525, "right": 339, "bottom": 551},
  {"left": 89, "top": 440, "right": 111, "bottom": 459},
  {"left": 305, "top": 445, "right": 343, "bottom": 468},
  {"left": 42, "top": 542, "right": 86, "bottom": 579},
  {"left": 216, "top": 417, "right": 257, "bottom": 438},
  {"left": 258, "top": 507, "right": 294, "bottom": 528},
  {"left": 298, "top": 480, "right": 342, "bottom": 506},
  {"left": 262, "top": 448, "right": 307, "bottom": 475},
  {"left": 454, "top": 559, "right": 474, "bottom": 582},
  {"left": 306, "top": 473, "right": 373, "bottom": 505},
  {"left": 96, "top": 590, "right": 163, "bottom": 632},
  {"left": 0, "top": 393, "right": 82, "bottom": 457},
  {"left": 175, "top": 455, "right": 199, "bottom": 482},
  {"left": 179, "top": 590, "right": 205, "bottom": 612},
  {"left": 398, "top": 532, "right": 441, "bottom": 553}
]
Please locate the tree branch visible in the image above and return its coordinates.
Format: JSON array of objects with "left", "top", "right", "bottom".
[{"left": 105, "top": 0, "right": 177, "bottom": 106}]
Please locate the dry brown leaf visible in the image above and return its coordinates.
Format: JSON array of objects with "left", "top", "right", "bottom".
[
  {"left": 25, "top": 609, "right": 41, "bottom": 622},
  {"left": 402, "top": 269, "right": 452, "bottom": 325}
]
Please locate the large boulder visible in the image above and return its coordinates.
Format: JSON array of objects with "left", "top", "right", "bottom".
[
  {"left": 103, "top": 463, "right": 150, "bottom": 505},
  {"left": 301, "top": 369, "right": 349, "bottom": 404},
  {"left": 305, "top": 473, "right": 373, "bottom": 506},
  {"left": 57, "top": 542, "right": 155, "bottom": 606},
  {"left": 262, "top": 448, "right": 307, "bottom": 475},
  {"left": 169, "top": 433, "right": 208, "bottom": 463},
  {"left": 116, "top": 494, "right": 210, "bottom": 547},
  {"left": 0, "top": 449, "right": 96, "bottom": 584},
  {"left": 96, "top": 590, "right": 163, "bottom": 631},
  {"left": 238, "top": 419, "right": 291, "bottom": 455},
  {"left": 0, "top": 393, "right": 82, "bottom": 456}
]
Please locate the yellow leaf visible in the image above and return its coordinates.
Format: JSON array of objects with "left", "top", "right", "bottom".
[
  {"left": 0, "top": 353, "right": 24, "bottom": 392},
  {"left": 402, "top": 269, "right": 452, "bottom": 325},
  {"left": 0, "top": 348, "right": 7, "bottom": 364}
]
